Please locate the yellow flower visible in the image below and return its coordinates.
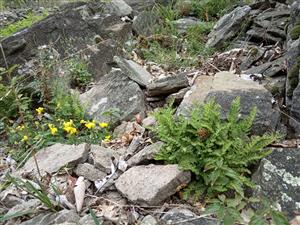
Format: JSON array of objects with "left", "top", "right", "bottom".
[
  {"left": 21, "top": 135, "right": 29, "bottom": 142},
  {"left": 48, "top": 124, "right": 58, "bottom": 135},
  {"left": 85, "top": 121, "right": 96, "bottom": 129},
  {"left": 99, "top": 122, "right": 108, "bottom": 128},
  {"left": 35, "top": 107, "right": 44, "bottom": 115},
  {"left": 104, "top": 135, "right": 111, "bottom": 142},
  {"left": 63, "top": 120, "right": 77, "bottom": 135},
  {"left": 63, "top": 120, "right": 74, "bottom": 128},
  {"left": 80, "top": 120, "right": 86, "bottom": 124},
  {"left": 16, "top": 125, "right": 25, "bottom": 131},
  {"left": 64, "top": 126, "right": 77, "bottom": 135}
]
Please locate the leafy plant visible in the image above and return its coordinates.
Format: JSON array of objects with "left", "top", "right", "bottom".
[
  {"left": 206, "top": 195, "right": 289, "bottom": 225},
  {"left": 5, "top": 173, "right": 56, "bottom": 211},
  {"left": 66, "top": 56, "right": 92, "bottom": 91},
  {"left": 152, "top": 97, "right": 280, "bottom": 198}
]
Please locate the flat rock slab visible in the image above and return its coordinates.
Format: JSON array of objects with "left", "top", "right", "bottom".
[
  {"left": 206, "top": 6, "right": 251, "bottom": 49},
  {"left": 127, "top": 141, "right": 164, "bottom": 166},
  {"left": 252, "top": 148, "right": 300, "bottom": 220},
  {"left": 115, "top": 164, "right": 191, "bottom": 205},
  {"left": 90, "top": 145, "right": 120, "bottom": 173},
  {"left": 20, "top": 143, "right": 89, "bottom": 176},
  {"left": 159, "top": 208, "right": 217, "bottom": 225},
  {"left": 114, "top": 56, "right": 152, "bottom": 87},
  {"left": 20, "top": 210, "right": 79, "bottom": 225},
  {"left": 177, "top": 71, "right": 280, "bottom": 135},
  {"left": 74, "top": 163, "right": 107, "bottom": 181},
  {"left": 80, "top": 69, "right": 146, "bottom": 125},
  {"left": 147, "top": 74, "right": 189, "bottom": 97}
]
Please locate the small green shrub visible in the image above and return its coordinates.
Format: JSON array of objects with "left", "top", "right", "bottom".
[
  {"left": 152, "top": 97, "right": 279, "bottom": 198},
  {"left": 206, "top": 195, "right": 289, "bottom": 225},
  {"left": 0, "top": 11, "right": 48, "bottom": 38},
  {"left": 66, "top": 56, "right": 92, "bottom": 90}
]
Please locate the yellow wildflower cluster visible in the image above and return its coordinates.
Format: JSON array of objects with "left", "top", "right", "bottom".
[
  {"left": 16, "top": 125, "right": 25, "bottom": 131},
  {"left": 48, "top": 124, "right": 58, "bottom": 135},
  {"left": 63, "top": 120, "right": 77, "bottom": 135},
  {"left": 35, "top": 107, "right": 44, "bottom": 115},
  {"left": 99, "top": 122, "right": 108, "bottom": 128},
  {"left": 21, "top": 135, "right": 29, "bottom": 142}
]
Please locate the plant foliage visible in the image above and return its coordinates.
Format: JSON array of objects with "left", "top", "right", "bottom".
[{"left": 152, "top": 97, "right": 279, "bottom": 198}]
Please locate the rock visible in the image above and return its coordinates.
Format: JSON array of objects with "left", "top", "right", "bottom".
[
  {"left": 80, "top": 68, "right": 146, "bottom": 125},
  {"left": 113, "top": 121, "right": 145, "bottom": 138},
  {"left": 4, "top": 199, "right": 40, "bottom": 218},
  {"left": 252, "top": 148, "right": 300, "bottom": 220},
  {"left": 173, "top": 17, "right": 201, "bottom": 34},
  {"left": 166, "top": 87, "right": 191, "bottom": 104},
  {"left": 20, "top": 143, "right": 89, "bottom": 176},
  {"left": 142, "top": 116, "right": 157, "bottom": 127},
  {"left": 104, "top": 23, "right": 132, "bottom": 44},
  {"left": 177, "top": 72, "right": 280, "bottom": 135},
  {"left": 91, "top": 145, "right": 120, "bottom": 173},
  {"left": 102, "top": 191, "right": 127, "bottom": 205},
  {"left": 141, "top": 215, "right": 157, "bottom": 225},
  {"left": 243, "top": 54, "right": 285, "bottom": 76},
  {"left": 132, "top": 11, "right": 159, "bottom": 36},
  {"left": 206, "top": 6, "right": 251, "bottom": 49},
  {"left": 0, "top": 187, "right": 24, "bottom": 208},
  {"left": 290, "top": 83, "right": 300, "bottom": 135},
  {"left": 111, "top": 0, "right": 133, "bottom": 16},
  {"left": 147, "top": 74, "right": 189, "bottom": 97},
  {"left": 246, "top": 28, "right": 282, "bottom": 44},
  {"left": 124, "top": 0, "right": 169, "bottom": 12},
  {"left": 80, "top": 214, "right": 102, "bottom": 225},
  {"left": 115, "top": 164, "right": 191, "bottom": 205},
  {"left": 20, "top": 210, "right": 80, "bottom": 225},
  {"left": 74, "top": 163, "right": 107, "bottom": 181},
  {"left": 159, "top": 208, "right": 217, "bottom": 225},
  {"left": 127, "top": 142, "right": 164, "bottom": 166},
  {"left": 0, "top": 2, "right": 128, "bottom": 67},
  {"left": 114, "top": 56, "right": 153, "bottom": 87}
]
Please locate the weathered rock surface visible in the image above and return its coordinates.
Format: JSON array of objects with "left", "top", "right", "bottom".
[
  {"left": 0, "top": 2, "right": 128, "bottom": 67},
  {"left": 206, "top": 6, "right": 251, "bottom": 49},
  {"left": 177, "top": 72, "right": 280, "bottom": 135},
  {"left": 20, "top": 210, "right": 80, "bottom": 225},
  {"left": 114, "top": 56, "right": 153, "bottom": 87},
  {"left": 80, "top": 69, "right": 146, "bottom": 125},
  {"left": 115, "top": 164, "right": 191, "bottom": 205},
  {"left": 74, "top": 163, "right": 107, "bottom": 181},
  {"left": 127, "top": 142, "right": 164, "bottom": 166},
  {"left": 90, "top": 145, "right": 120, "bottom": 173},
  {"left": 111, "top": 0, "right": 133, "bottom": 17},
  {"left": 252, "top": 148, "right": 300, "bottom": 219},
  {"left": 4, "top": 199, "right": 40, "bottom": 218},
  {"left": 20, "top": 143, "right": 89, "bottom": 176},
  {"left": 147, "top": 74, "right": 189, "bottom": 97},
  {"left": 173, "top": 17, "right": 201, "bottom": 33},
  {"left": 132, "top": 11, "right": 159, "bottom": 36},
  {"left": 159, "top": 208, "right": 217, "bottom": 225},
  {"left": 141, "top": 215, "right": 157, "bottom": 225}
]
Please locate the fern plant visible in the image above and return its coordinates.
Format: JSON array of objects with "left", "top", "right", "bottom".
[{"left": 152, "top": 97, "right": 280, "bottom": 198}]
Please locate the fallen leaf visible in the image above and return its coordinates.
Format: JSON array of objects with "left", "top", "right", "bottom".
[{"left": 74, "top": 176, "right": 86, "bottom": 212}]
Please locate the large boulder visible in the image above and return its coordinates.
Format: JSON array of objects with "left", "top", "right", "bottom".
[
  {"left": 0, "top": 2, "right": 131, "bottom": 68},
  {"left": 206, "top": 6, "right": 251, "bottom": 49},
  {"left": 115, "top": 164, "right": 191, "bottom": 205},
  {"left": 177, "top": 72, "right": 280, "bottom": 135},
  {"left": 20, "top": 143, "right": 89, "bottom": 176},
  {"left": 79, "top": 68, "right": 146, "bottom": 125},
  {"left": 252, "top": 148, "right": 300, "bottom": 220}
]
